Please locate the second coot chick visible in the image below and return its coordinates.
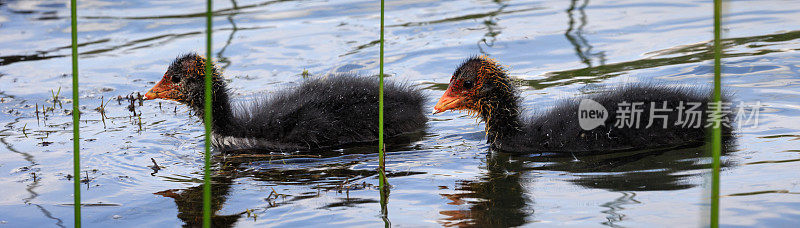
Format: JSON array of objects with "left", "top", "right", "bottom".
[
  {"left": 145, "top": 53, "right": 427, "bottom": 152},
  {"left": 434, "top": 56, "right": 733, "bottom": 153}
]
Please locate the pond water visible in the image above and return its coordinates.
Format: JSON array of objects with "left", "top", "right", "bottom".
[{"left": 1, "top": 0, "right": 799, "bottom": 227}]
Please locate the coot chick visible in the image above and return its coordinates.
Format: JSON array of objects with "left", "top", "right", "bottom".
[
  {"left": 434, "top": 56, "right": 733, "bottom": 153},
  {"left": 145, "top": 53, "right": 426, "bottom": 152}
]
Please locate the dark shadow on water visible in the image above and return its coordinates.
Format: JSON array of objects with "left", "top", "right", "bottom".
[
  {"left": 438, "top": 152, "right": 528, "bottom": 227},
  {"left": 156, "top": 130, "right": 427, "bottom": 227},
  {"left": 155, "top": 159, "right": 424, "bottom": 227},
  {"left": 438, "top": 137, "right": 737, "bottom": 226},
  {"left": 154, "top": 176, "right": 242, "bottom": 228},
  {"left": 219, "top": 130, "right": 427, "bottom": 159},
  {"left": 527, "top": 141, "right": 737, "bottom": 192}
]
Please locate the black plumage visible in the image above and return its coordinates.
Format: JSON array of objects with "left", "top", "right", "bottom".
[
  {"left": 145, "top": 53, "right": 427, "bottom": 152},
  {"left": 434, "top": 56, "right": 734, "bottom": 153}
]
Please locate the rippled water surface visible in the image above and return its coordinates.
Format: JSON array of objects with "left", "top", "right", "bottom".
[{"left": 1, "top": 0, "right": 799, "bottom": 227}]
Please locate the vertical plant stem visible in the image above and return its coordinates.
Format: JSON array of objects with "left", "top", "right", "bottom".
[
  {"left": 378, "top": 1, "right": 390, "bottom": 226},
  {"left": 69, "top": 0, "right": 81, "bottom": 226},
  {"left": 711, "top": 0, "right": 723, "bottom": 227},
  {"left": 378, "top": 0, "right": 387, "bottom": 190},
  {"left": 203, "top": 0, "right": 214, "bottom": 227}
]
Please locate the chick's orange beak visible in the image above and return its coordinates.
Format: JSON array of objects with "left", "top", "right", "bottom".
[
  {"left": 433, "top": 86, "right": 465, "bottom": 114},
  {"left": 144, "top": 76, "right": 180, "bottom": 101}
]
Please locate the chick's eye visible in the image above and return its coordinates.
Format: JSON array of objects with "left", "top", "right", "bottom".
[
  {"left": 463, "top": 80, "right": 473, "bottom": 90},
  {"left": 170, "top": 75, "right": 181, "bottom": 84}
]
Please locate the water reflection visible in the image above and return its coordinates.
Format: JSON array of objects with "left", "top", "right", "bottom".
[
  {"left": 440, "top": 138, "right": 736, "bottom": 226},
  {"left": 155, "top": 162, "right": 428, "bottom": 227},
  {"left": 565, "top": 0, "right": 606, "bottom": 67},
  {"left": 599, "top": 191, "right": 638, "bottom": 227},
  {"left": 525, "top": 30, "right": 800, "bottom": 89},
  {"left": 0, "top": 0, "right": 276, "bottom": 66},
  {"left": 216, "top": 0, "right": 240, "bottom": 71},
  {"left": 1, "top": 0, "right": 798, "bottom": 226},
  {"left": 387, "top": 4, "right": 541, "bottom": 28},
  {"left": 439, "top": 152, "right": 528, "bottom": 227},
  {"left": 80, "top": 0, "right": 296, "bottom": 20},
  {"left": 381, "top": 189, "right": 391, "bottom": 228},
  {"left": 0, "top": 118, "right": 65, "bottom": 228},
  {"left": 477, "top": 0, "right": 507, "bottom": 55},
  {"left": 422, "top": 29, "right": 800, "bottom": 91},
  {"left": 530, "top": 142, "right": 736, "bottom": 191},
  {"left": 155, "top": 176, "right": 242, "bottom": 228},
  {"left": 156, "top": 131, "right": 426, "bottom": 226}
]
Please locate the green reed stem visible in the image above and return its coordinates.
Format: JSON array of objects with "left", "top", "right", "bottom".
[
  {"left": 203, "top": 0, "right": 213, "bottom": 227},
  {"left": 69, "top": 0, "right": 81, "bottom": 226},
  {"left": 377, "top": 2, "right": 391, "bottom": 227},
  {"left": 711, "top": 0, "right": 723, "bottom": 227},
  {"left": 378, "top": 0, "right": 387, "bottom": 190}
]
